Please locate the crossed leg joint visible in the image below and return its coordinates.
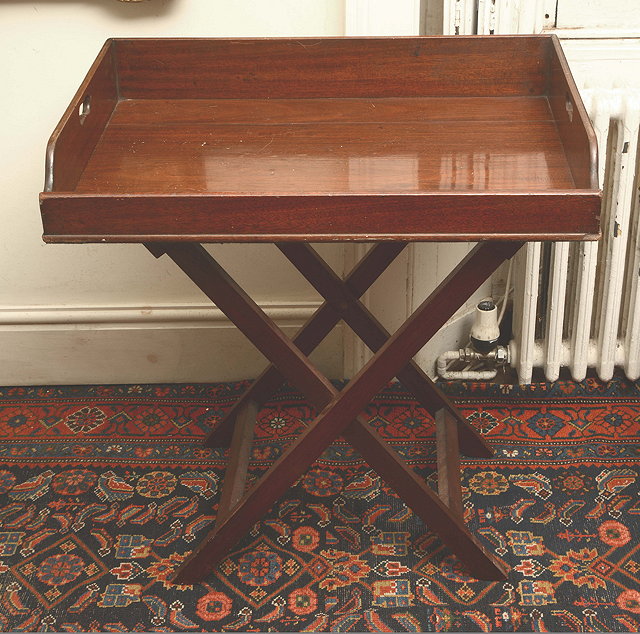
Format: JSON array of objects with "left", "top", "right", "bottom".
[{"left": 145, "top": 240, "right": 522, "bottom": 583}]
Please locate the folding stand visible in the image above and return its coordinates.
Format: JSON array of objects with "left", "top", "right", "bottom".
[
  {"left": 39, "top": 36, "right": 600, "bottom": 589},
  {"left": 146, "top": 240, "right": 523, "bottom": 584}
]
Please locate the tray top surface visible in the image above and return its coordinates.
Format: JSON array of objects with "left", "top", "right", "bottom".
[{"left": 75, "top": 96, "right": 574, "bottom": 195}]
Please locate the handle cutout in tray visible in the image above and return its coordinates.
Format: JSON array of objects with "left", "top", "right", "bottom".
[
  {"left": 565, "top": 92, "right": 574, "bottom": 123},
  {"left": 78, "top": 95, "right": 91, "bottom": 124}
]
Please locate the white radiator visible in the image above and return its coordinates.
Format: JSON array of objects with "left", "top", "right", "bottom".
[
  {"left": 441, "top": 0, "right": 640, "bottom": 383},
  {"left": 510, "top": 87, "right": 640, "bottom": 383},
  {"left": 443, "top": 0, "right": 555, "bottom": 35}
]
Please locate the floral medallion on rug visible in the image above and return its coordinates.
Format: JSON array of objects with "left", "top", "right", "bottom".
[{"left": 0, "top": 378, "right": 638, "bottom": 632}]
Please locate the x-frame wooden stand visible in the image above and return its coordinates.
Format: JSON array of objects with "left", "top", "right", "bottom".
[
  {"left": 146, "top": 239, "right": 523, "bottom": 584},
  {"left": 39, "top": 33, "right": 601, "bottom": 593}
]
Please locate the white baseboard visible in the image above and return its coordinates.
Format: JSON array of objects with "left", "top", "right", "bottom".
[{"left": 0, "top": 303, "right": 343, "bottom": 386}]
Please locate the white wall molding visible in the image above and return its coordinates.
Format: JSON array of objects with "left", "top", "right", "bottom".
[
  {"left": 0, "top": 301, "right": 343, "bottom": 386},
  {"left": 553, "top": 29, "right": 640, "bottom": 40},
  {"left": 0, "top": 302, "right": 321, "bottom": 328},
  {"left": 554, "top": 0, "right": 640, "bottom": 33},
  {"left": 559, "top": 37, "right": 640, "bottom": 61},
  {"left": 559, "top": 37, "right": 640, "bottom": 95}
]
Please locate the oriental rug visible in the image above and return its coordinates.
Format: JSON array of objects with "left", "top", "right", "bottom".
[{"left": 0, "top": 378, "right": 638, "bottom": 632}]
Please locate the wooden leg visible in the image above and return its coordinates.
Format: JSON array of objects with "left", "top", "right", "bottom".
[
  {"left": 279, "top": 242, "right": 523, "bottom": 439},
  {"left": 203, "top": 242, "right": 406, "bottom": 447},
  {"left": 277, "top": 242, "right": 493, "bottom": 458},
  {"left": 154, "top": 240, "right": 520, "bottom": 583},
  {"left": 342, "top": 419, "right": 508, "bottom": 580},
  {"left": 214, "top": 401, "right": 258, "bottom": 526},
  {"left": 435, "top": 409, "right": 464, "bottom": 517},
  {"left": 148, "top": 243, "right": 336, "bottom": 403}
]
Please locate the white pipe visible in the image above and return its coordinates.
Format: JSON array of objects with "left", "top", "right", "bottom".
[
  {"left": 497, "top": 258, "right": 513, "bottom": 325},
  {"left": 437, "top": 349, "right": 498, "bottom": 381}
]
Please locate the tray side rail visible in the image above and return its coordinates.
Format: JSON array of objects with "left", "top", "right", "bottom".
[
  {"left": 44, "top": 39, "right": 119, "bottom": 193},
  {"left": 39, "top": 191, "right": 601, "bottom": 243},
  {"left": 113, "top": 36, "right": 551, "bottom": 100},
  {"left": 547, "top": 35, "right": 599, "bottom": 191}
]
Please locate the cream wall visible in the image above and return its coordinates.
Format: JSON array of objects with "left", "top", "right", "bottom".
[
  {"left": 2, "top": 0, "right": 469, "bottom": 386},
  {"left": 0, "top": 0, "right": 347, "bottom": 384}
]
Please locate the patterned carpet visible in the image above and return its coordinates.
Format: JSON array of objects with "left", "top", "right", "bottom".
[{"left": 0, "top": 378, "right": 639, "bottom": 632}]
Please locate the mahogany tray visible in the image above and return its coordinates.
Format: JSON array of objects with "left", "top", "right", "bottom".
[{"left": 40, "top": 36, "right": 600, "bottom": 243}]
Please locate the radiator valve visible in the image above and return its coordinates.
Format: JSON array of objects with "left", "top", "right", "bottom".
[
  {"left": 436, "top": 298, "right": 510, "bottom": 381},
  {"left": 470, "top": 299, "right": 500, "bottom": 353}
]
